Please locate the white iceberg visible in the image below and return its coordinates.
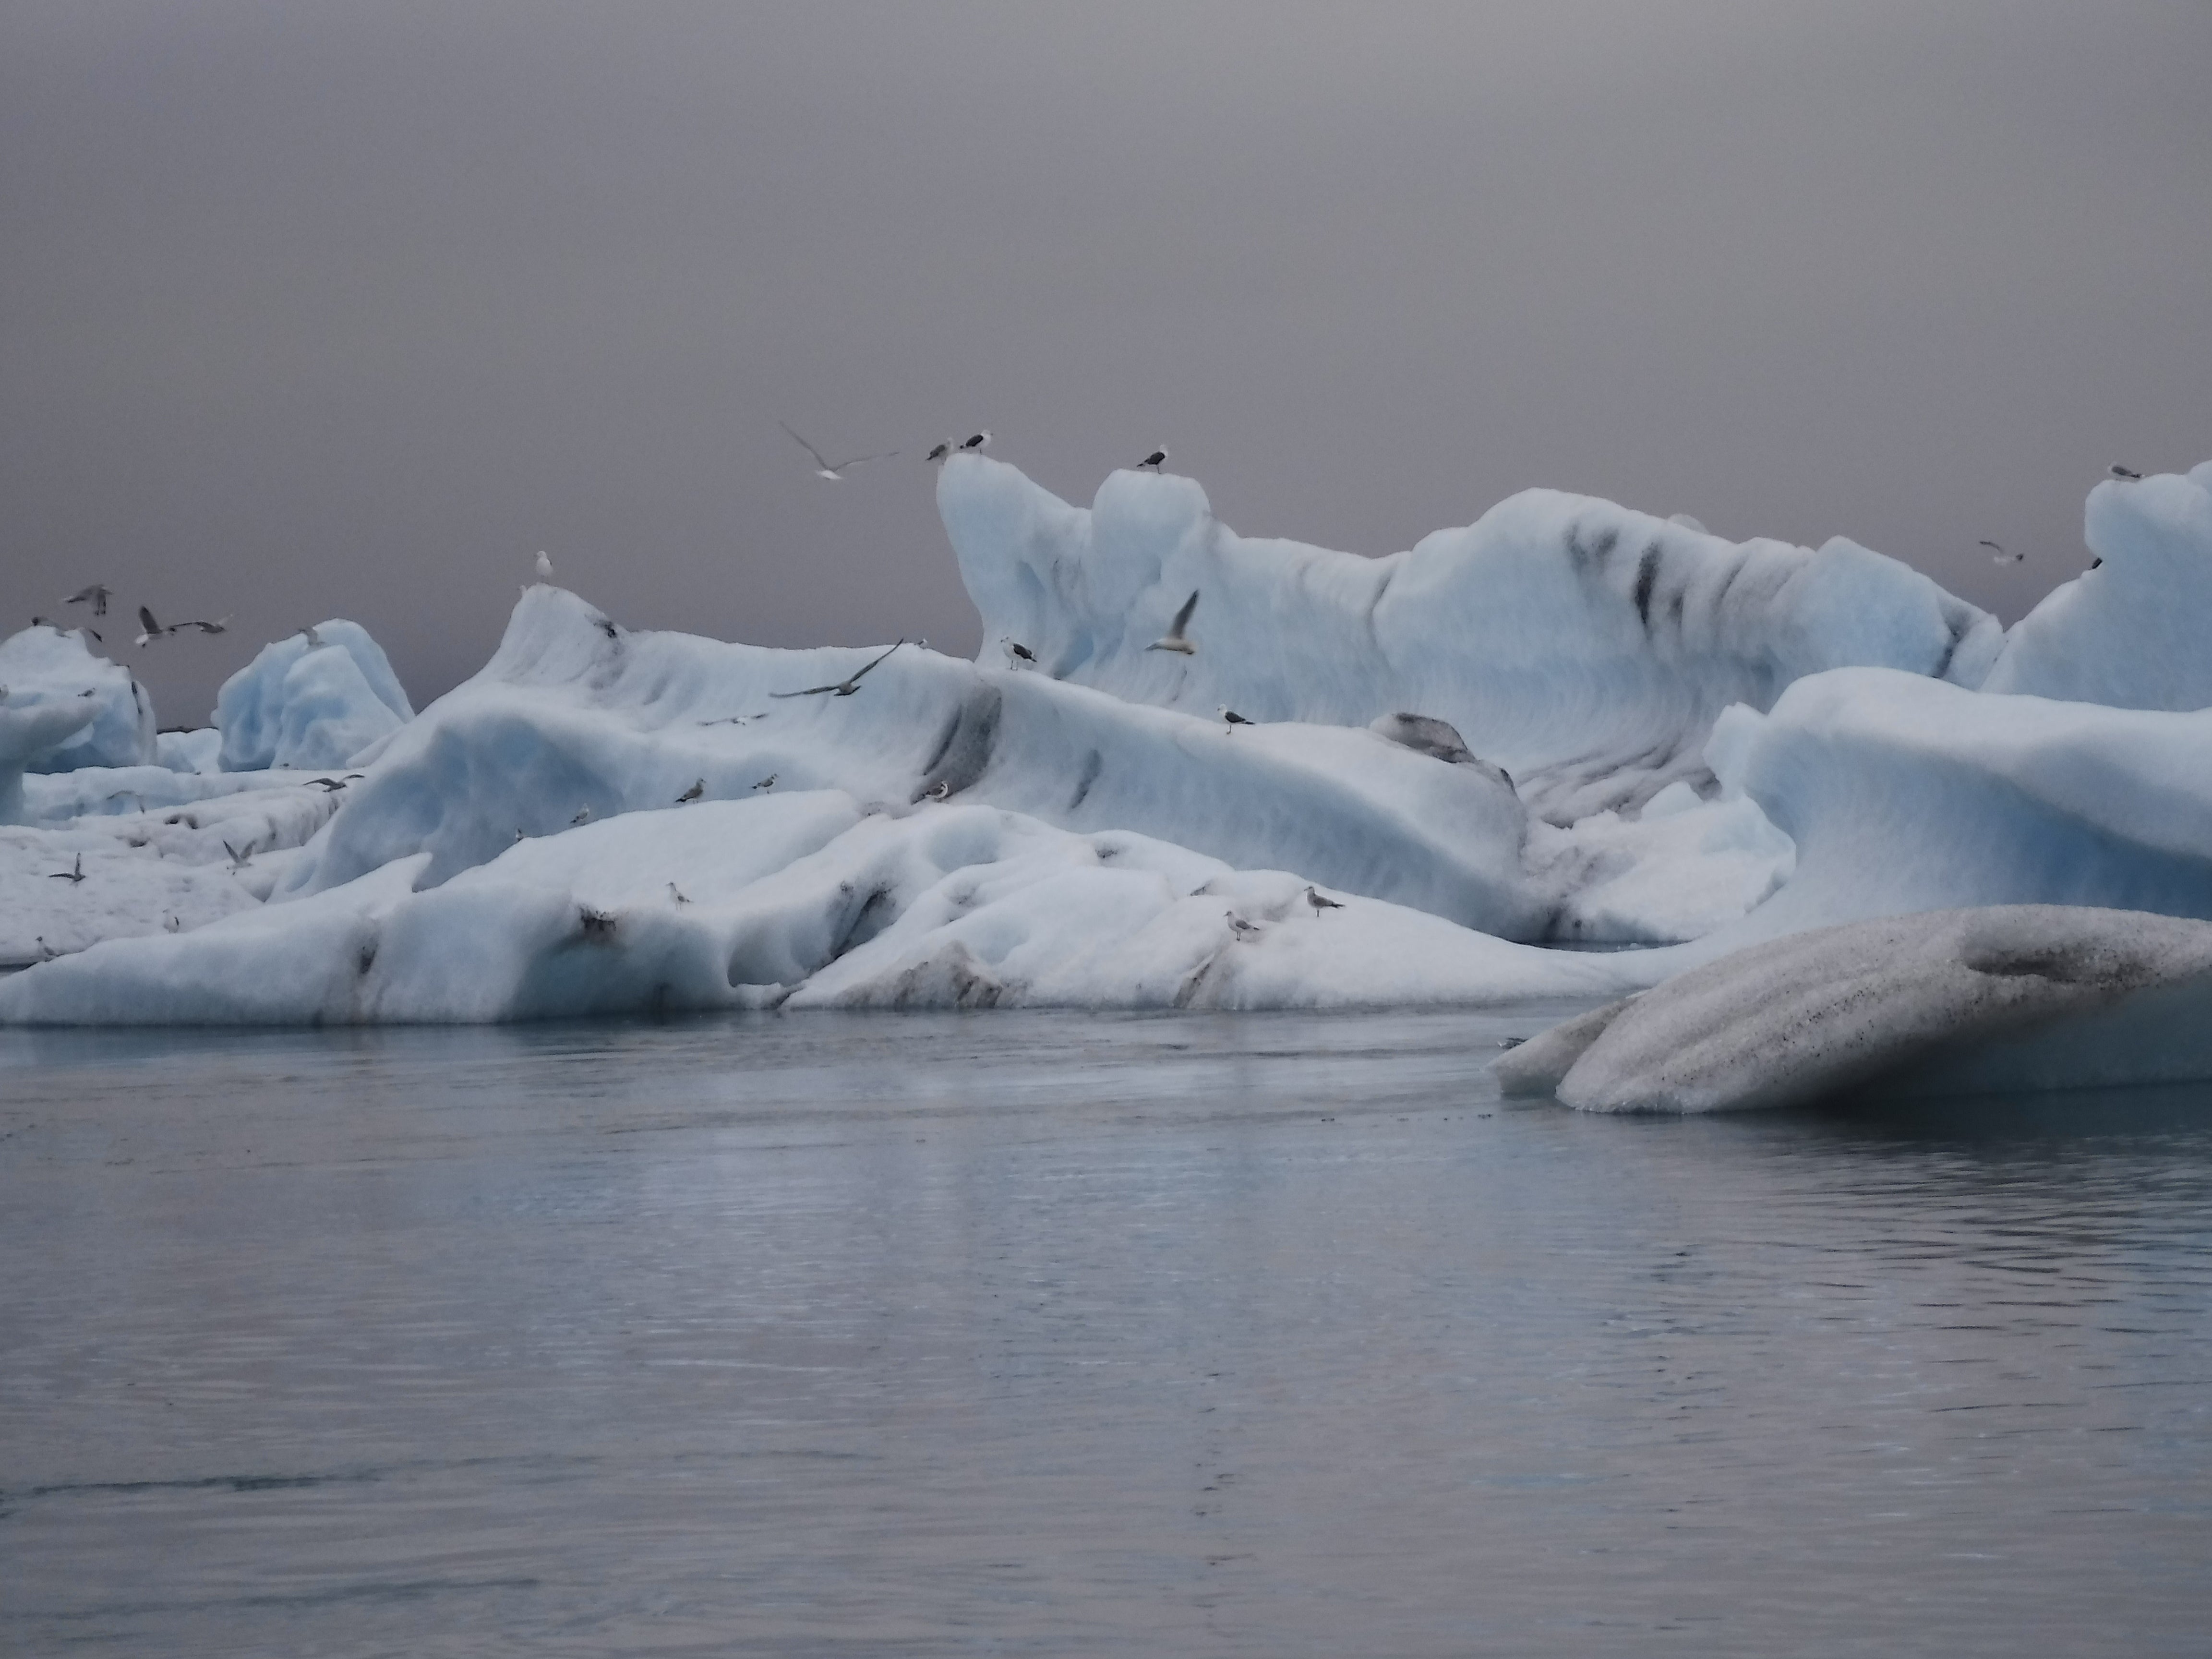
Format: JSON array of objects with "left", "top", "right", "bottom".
[
  {"left": 1497, "top": 906, "right": 2212, "bottom": 1112},
  {"left": 215, "top": 620, "right": 413, "bottom": 772},
  {"left": 0, "top": 625, "right": 154, "bottom": 774}
]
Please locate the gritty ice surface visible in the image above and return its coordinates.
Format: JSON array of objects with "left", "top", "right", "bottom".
[{"left": 5, "top": 456, "right": 2212, "bottom": 1044}]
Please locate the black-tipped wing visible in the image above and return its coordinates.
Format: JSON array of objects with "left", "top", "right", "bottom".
[
  {"left": 137, "top": 605, "right": 160, "bottom": 635},
  {"left": 845, "top": 637, "right": 906, "bottom": 684},
  {"left": 1167, "top": 589, "right": 1200, "bottom": 637},
  {"left": 779, "top": 421, "right": 835, "bottom": 472},
  {"left": 830, "top": 449, "right": 898, "bottom": 472}
]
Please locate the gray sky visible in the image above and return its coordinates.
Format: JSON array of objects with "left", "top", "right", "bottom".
[{"left": 5, "top": 1, "right": 2209, "bottom": 723}]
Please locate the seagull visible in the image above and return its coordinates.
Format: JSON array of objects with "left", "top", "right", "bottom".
[
  {"left": 535, "top": 550, "right": 553, "bottom": 580},
  {"left": 172, "top": 616, "right": 230, "bottom": 636},
  {"left": 1146, "top": 590, "right": 1199, "bottom": 655},
  {"left": 779, "top": 421, "right": 897, "bottom": 481},
  {"left": 48, "top": 853, "right": 87, "bottom": 885},
  {"left": 669, "top": 883, "right": 690, "bottom": 905},
  {"left": 1137, "top": 448, "right": 1168, "bottom": 471},
  {"left": 1305, "top": 885, "right": 1346, "bottom": 916},
  {"left": 223, "top": 841, "right": 255, "bottom": 871},
  {"left": 292, "top": 624, "right": 325, "bottom": 649},
  {"left": 770, "top": 638, "right": 905, "bottom": 698},
  {"left": 306, "top": 776, "right": 349, "bottom": 793},
  {"left": 164, "top": 914, "right": 181, "bottom": 933},
  {"left": 925, "top": 780, "right": 951, "bottom": 801},
  {"left": 1220, "top": 707, "right": 1253, "bottom": 728},
  {"left": 1980, "top": 540, "right": 2025, "bottom": 565},
  {"left": 65, "top": 582, "right": 111, "bottom": 617},
  {"left": 570, "top": 805, "right": 593, "bottom": 825},
  {"left": 1226, "top": 913, "right": 1262, "bottom": 941},
  {"left": 959, "top": 431, "right": 991, "bottom": 452},
  {"left": 514, "top": 828, "right": 527, "bottom": 842},
  {"left": 2110, "top": 465, "right": 2142, "bottom": 481},
  {"left": 675, "top": 779, "right": 705, "bottom": 804},
  {"left": 752, "top": 773, "right": 778, "bottom": 791},
  {"left": 1003, "top": 639, "right": 1037, "bottom": 667},
  {"left": 135, "top": 606, "right": 164, "bottom": 646}
]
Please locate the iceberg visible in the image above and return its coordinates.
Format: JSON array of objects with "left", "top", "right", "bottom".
[
  {"left": 215, "top": 620, "right": 413, "bottom": 772},
  {"left": 0, "top": 625, "right": 155, "bottom": 773},
  {"left": 1497, "top": 907, "right": 2212, "bottom": 1112}
]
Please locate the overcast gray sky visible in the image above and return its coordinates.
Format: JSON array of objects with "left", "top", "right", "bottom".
[{"left": 4, "top": 1, "right": 2209, "bottom": 722}]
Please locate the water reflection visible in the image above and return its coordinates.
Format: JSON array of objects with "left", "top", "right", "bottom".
[{"left": 3, "top": 1010, "right": 2210, "bottom": 1656}]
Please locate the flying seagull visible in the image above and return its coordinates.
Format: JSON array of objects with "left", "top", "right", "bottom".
[
  {"left": 959, "top": 431, "right": 991, "bottom": 452},
  {"left": 1980, "top": 540, "right": 2025, "bottom": 565},
  {"left": 535, "top": 550, "right": 553, "bottom": 580},
  {"left": 1146, "top": 590, "right": 1199, "bottom": 655},
  {"left": 770, "top": 638, "right": 906, "bottom": 698},
  {"left": 780, "top": 421, "right": 897, "bottom": 481},
  {"left": 1219, "top": 707, "right": 1254, "bottom": 728},
  {"left": 134, "top": 606, "right": 228, "bottom": 645},
  {"left": 223, "top": 840, "right": 255, "bottom": 871},
  {"left": 1137, "top": 449, "right": 1168, "bottom": 471},
  {"left": 1003, "top": 639, "right": 1037, "bottom": 667},
  {"left": 65, "top": 582, "right": 111, "bottom": 617},
  {"left": 675, "top": 779, "right": 705, "bottom": 804},
  {"left": 2110, "top": 465, "right": 2143, "bottom": 481},
  {"left": 1305, "top": 885, "right": 1346, "bottom": 916},
  {"left": 135, "top": 606, "right": 163, "bottom": 646},
  {"left": 48, "top": 853, "right": 87, "bottom": 885}
]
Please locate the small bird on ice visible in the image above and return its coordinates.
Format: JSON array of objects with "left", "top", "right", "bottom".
[
  {"left": 771, "top": 639, "right": 906, "bottom": 699},
  {"left": 669, "top": 883, "right": 691, "bottom": 905},
  {"left": 753, "top": 773, "right": 777, "bottom": 791},
  {"left": 295, "top": 624, "right": 325, "bottom": 649},
  {"left": 2110, "top": 465, "right": 2143, "bottom": 481},
  {"left": 1980, "top": 540, "right": 2025, "bottom": 565},
  {"left": 958, "top": 432, "right": 991, "bottom": 453},
  {"left": 535, "top": 550, "right": 553, "bottom": 580},
  {"left": 1220, "top": 707, "right": 1254, "bottom": 728},
  {"left": 1146, "top": 590, "right": 1200, "bottom": 655},
  {"left": 48, "top": 853, "right": 87, "bottom": 885},
  {"left": 1305, "top": 885, "right": 1346, "bottom": 916},
  {"left": 1137, "top": 449, "right": 1168, "bottom": 471},
  {"left": 779, "top": 421, "right": 897, "bottom": 481},
  {"left": 925, "top": 441, "right": 952, "bottom": 464},
  {"left": 1003, "top": 639, "right": 1037, "bottom": 667},
  {"left": 570, "top": 805, "right": 593, "bottom": 826},
  {"left": 65, "top": 582, "right": 111, "bottom": 617},
  {"left": 1226, "top": 913, "right": 1263, "bottom": 941},
  {"left": 925, "top": 780, "right": 951, "bottom": 801},
  {"left": 675, "top": 779, "right": 705, "bottom": 804}
]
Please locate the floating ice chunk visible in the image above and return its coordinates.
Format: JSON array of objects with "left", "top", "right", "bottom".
[
  {"left": 1533, "top": 788, "right": 1795, "bottom": 945},
  {"left": 215, "top": 620, "right": 413, "bottom": 772},
  {"left": 940, "top": 456, "right": 1998, "bottom": 823},
  {"left": 1982, "top": 462, "right": 2212, "bottom": 709},
  {"left": 1497, "top": 906, "right": 2212, "bottom": 1112},
  {"left": 0, "top": 625, "right": 155, "bottom": 773},
  {"left": 0, "top": 795, "right": 1662, "bottom": 1025},
  {"left": 156, "top": 727, "right": 223, "bottom": 774}
]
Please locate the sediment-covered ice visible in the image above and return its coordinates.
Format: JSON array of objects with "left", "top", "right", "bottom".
[
  {"left": 1497, "top": 906, "right": 2212, "bottom": 1112},
  {"left": 0, "top": 625, "right": 154, "bottom": 774},
  {"left": 941, "top": 456, "right": 1999, "bottom": 822},
  {"left": 215, "top": 620, "right": 413, "bottom": 771},
  {"left": 1982, "top": 464, "right": 2212, "bottom": 710},
  {"left": 0, "top": 794, "right": 1656, "bottom": 1023}
]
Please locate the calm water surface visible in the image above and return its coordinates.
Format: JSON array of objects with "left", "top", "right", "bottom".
[{"left": 3, "top": 1008, "right": 2211, "bottom": 1656}]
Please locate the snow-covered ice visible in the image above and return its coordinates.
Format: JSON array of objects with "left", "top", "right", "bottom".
[
  {"left": 1497, "top": 907, "right": 2212, "bottom": 1112},
  {"left": 0, "top": 625, "right": 154, "bottom": 775},
  {"left": 215, "top": 619, "right": 414, "bottom": 771}
]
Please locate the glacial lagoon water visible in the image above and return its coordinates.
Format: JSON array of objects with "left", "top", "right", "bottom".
[{"left": 4, "top": 1007, "right": 2211, "bottom": 1657}]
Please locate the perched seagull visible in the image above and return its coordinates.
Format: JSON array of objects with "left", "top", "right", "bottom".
[
  {"left": 753, "top": 773, "right": 778, "bottom": 791},
  {"left": 924, "top": 441, "right": 953, "bottom": 464},
  {"left": 1226, "top": 913, "right": 1263, "bottom": 941},
  {"left": 958, "top": 431, "right": 991, "bottom": 453},
  {"left": 1137, "top": 448, "right": 1168, "bottom": 471},
  {"left": 770, "top": 639, "right": 906, "bottom": 698},
  {"left": 295, "top": 624, "right": 325, "bottom": 649},
  {"left": 514, "top": 828, "right": 527, "bottom": 842},
  {"left": 570, "top": 805, "right": 593, "bottom": 825},
  {"left": 675, "top": 779, "right": 705, "bottom": 804},
  {"left": 2110, "top": 465, "right": 2143, "bottom": 481},
  {"left": 668, "top": 883, "right": 691, "bottom": 905},
  {"left": 1003, "top": 639, "right": 1037, "bottom": 667},
  {"left": 65, "top": 582, "right": 112, "bottom": 617},
  {"left": 925, "top": 780, "right": 952, "bottom": 801},
  {"left": 779, "top": 421, "right": 897, "bottom": 481},
  {"left": 536, "top": 550, "right": 554, "bottom": 580},
  {"left": 48, "top": 853, "right": 87, "bottom": 885},
  {"left": 1304, "top": 885, "right": 1346, "bottom": 916},
  {"left": 1981, "top": 540, "right": 2025, "bottom": 565},
  {"left": 1146, "top": 590, "right": 1200, "bottom": 655},
  {"left": 1219, "top": 707, "right": 1254, "bottom": 728}
]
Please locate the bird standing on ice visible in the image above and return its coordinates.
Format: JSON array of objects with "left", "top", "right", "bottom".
[
  {"left": 1305, "top": 885, "right": 1345, "bottom": 916},
  {"left": 1219, "top": 707, "right": 1253, "bottom": 729},
  {"left": 535, "top": 550, "right": 553, "bottom": 581},
  {"left": 925, "top": 442, "right": 952, "bottom": 464},
  {"left": 1146, "top": 590, "right": 1199, "bottom": 655},
  {"left": 959, "top": 432, "right": 991, "bottom": 453},
  {"left": 2110, "top": 465, "right": 2143, "bottom": 481},
  {"left": 1137, "top": 449, "right": 1168, "bottom": 471},
  {"left": 1003, "top": 639, "right": 1037, "bottom": 667},
  {"left": 779, "top": 421, "right": 897, "bottom": 481}
]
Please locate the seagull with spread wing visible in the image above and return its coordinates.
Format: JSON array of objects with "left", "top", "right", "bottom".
[
  {"left": 781, "top": 421, "right": 898, "bottom": 481},
  {"left": 1146, "top": 590, "right": 1199, "bottom": 655},
  {"left": 771, "top": 639, "right": 906, "bottom": 698}
]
